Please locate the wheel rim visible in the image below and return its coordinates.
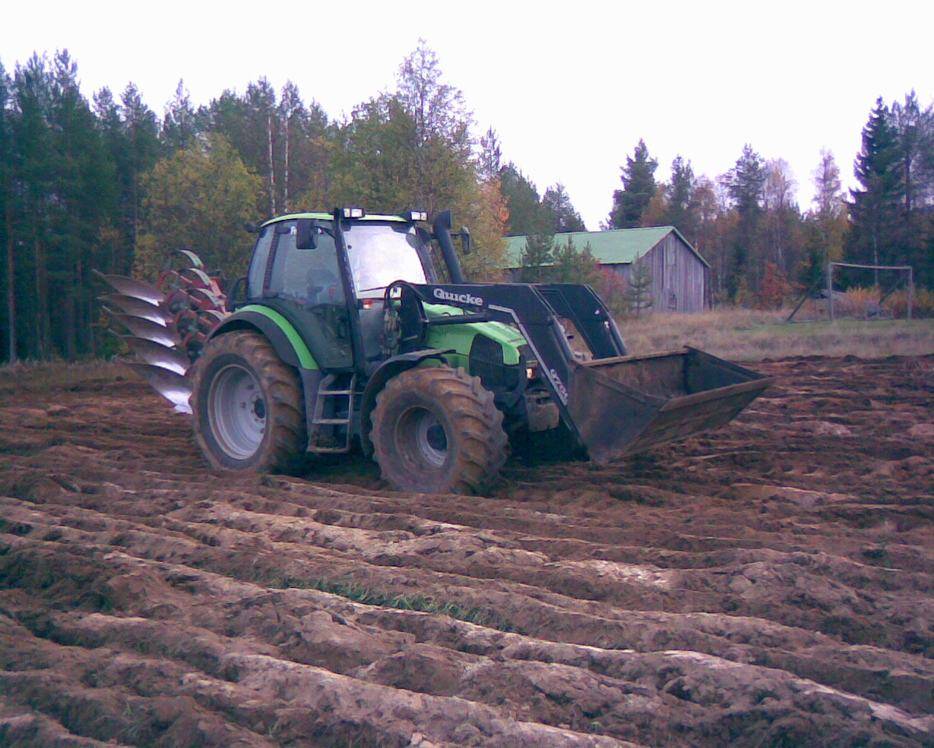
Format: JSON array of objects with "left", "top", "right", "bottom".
[
  {"left": 398, "top": 406, "right": 448, "bottom": 470},
  {"left": 207, "top": 363, "right": 266, "bottom": 460}
]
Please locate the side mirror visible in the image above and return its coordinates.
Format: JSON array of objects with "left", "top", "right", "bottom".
[
  {"left": 459, "top": 227, "right": 472, "bottom": 255},
  {"left": 295, "top": 218, "right": 318, "bottom": 249}
]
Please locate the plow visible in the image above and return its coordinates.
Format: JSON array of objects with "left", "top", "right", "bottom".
[
  {"left": 96, "top": 250, "right": 228, "bottom": 412},
  {"left": 97, "top": 207, "right": 771, "bottom": 494}
]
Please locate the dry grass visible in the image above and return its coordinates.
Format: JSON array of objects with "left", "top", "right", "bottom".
[
  {"left": 2, "top": 310, "right": 932, "bottom": 390},
  {"left": 619, "top": 309, "right": 934, "bottom": 361},
  {"left": 794, "top": 287, "right": 934, "bottom": 321}
]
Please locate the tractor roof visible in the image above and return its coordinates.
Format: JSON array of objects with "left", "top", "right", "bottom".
[{"left": 262, "top": 212, "right": 408, "bottom": 227}]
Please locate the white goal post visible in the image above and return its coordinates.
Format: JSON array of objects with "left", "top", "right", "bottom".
[{"left": 826, "top": 262, "right": 915, "bottom": 321}]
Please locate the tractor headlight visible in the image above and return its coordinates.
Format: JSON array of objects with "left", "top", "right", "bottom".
[
  {"left": 403, "top": 210, "right": 428, "bottom": 222},
  {"left": 341, "top": 207, "right": 365, "bottom": 219}
]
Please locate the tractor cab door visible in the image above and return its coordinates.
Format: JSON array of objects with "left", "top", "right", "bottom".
[
  {"left": 248, "top": 219, "right": 354, "bottom": 370},
  {"left": 343, "top": 221, "right": 433, "bottom": 364}
]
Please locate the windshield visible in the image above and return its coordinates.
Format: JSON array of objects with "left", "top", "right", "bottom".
[{"left": 343, "top": 223, "right": 428, "bottom": 298}]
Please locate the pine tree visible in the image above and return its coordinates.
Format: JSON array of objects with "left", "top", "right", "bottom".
[
  {"left": 478, "top": 126, "right": 502, "bottom": 182},
  {"left": 120, "top": 83, "right": 160, "bottom": 267},
  {"left": 665, "top": 155, "right": 697, "bottom": 239},
  {"left": 723, "top": 144, "right": 766, "bottom": 300},
  {"left": 626, "top": 258, "right": 653, "bottom": 316},
  {"left": 891, "top": 91, "right": 933, "bottom": 219},
  {"left": 891, "top": 91, "right": 934, "bottom": 286},
  {"left": 551, "top": 235, "right": 598, "bottom": 283},
  {"left": 519, "top": 232, "right": 554, "bottom": 282},
  {"left": 607, "top": 139, "right": 657, "bottom": 229},
  {"left": 47, "top": 50, "right": 114, "bottom": 357},
  {"left": 11, "top": 54, "right": 54, "bottom": 358},
  {"left": 848, "top": 98, "right": 902, "bottom": 283},
  {"left": 0, "top": 61, "right": 13, "bottom": 361},
  {"left": 500, "top": 163, "right": 550, "bottom": 235},
  {"left": 278, "top": 85, "right": 330, "bottom": 211},
  {"left": 93, "top": 86, "right": 133, "bottom": 275},
  {"left": 277, "top": 80, "right": 304, "bottom": 213},
  {"left": 161, "top": 79, "right": 200, "bottom": 152},
  {"left": 542, "top": 183, "right": 586, "bottom": 233}
]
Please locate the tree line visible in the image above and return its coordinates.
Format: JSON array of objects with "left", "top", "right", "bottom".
[
  {"left": 501, "top": 94, "right": 932, "bottom": 308},
  {"left": 0, "top": 41, "right": 931, "bottom": 363},
  {"left": 0, "top": 42, "right": 512, "bottom": 363}
]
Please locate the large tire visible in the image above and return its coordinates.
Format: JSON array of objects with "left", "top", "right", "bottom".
[
  {"left": 370, "top": 366, "right": 508, "bottom": 494},
  {"left": 190, "top": 330, "right": 305, "bottom": 473}
]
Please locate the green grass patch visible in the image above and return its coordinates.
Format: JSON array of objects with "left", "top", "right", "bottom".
[{"left": 271, "top": 574, "right": 517, "bottom": 632}]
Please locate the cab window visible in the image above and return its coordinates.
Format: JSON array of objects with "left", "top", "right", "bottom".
[
  {"left": 267, "top": 221, "right": 345, "bottom": 306},
  {"left": 247, "top": 225, "right": 273, "bottom": 299}
]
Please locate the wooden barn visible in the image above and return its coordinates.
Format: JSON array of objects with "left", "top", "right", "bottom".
[{"left": 503, "top": 226, "right": 709, "bottom": 313}]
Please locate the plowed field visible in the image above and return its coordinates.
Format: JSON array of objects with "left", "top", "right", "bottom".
[{"left": 0, "top": 356, "right": 931, "bottom": 746}]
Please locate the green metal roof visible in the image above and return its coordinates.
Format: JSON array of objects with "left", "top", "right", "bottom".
[
  {"left": 503, "top": 226, "right": 709, "bottom": 269},
  {"left": 262, "top": 212, "right": 408, "bottom": 227}
]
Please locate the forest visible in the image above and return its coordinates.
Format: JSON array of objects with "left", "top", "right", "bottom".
[{"left": 0, "top": 41, "right": 931, "bottom": 363}]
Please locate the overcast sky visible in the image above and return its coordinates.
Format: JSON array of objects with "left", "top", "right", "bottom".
[{"left": 3, "top": 0, "right": 932, "bottom": 228}]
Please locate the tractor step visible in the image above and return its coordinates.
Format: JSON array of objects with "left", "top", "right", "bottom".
[{"left": 307, "top": 373, "right": 356, "bottom": 454}]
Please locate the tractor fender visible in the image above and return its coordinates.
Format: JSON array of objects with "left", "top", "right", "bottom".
[
  {"left": 208, "top": 306, "right": 319, "bottom": 371},
  {"left": 359, "top": 349, "right": 453, "bottom": 455}
]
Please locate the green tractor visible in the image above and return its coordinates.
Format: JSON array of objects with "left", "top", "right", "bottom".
[{"left": 98, "top": 207, "right": 770, "bottom": 494}]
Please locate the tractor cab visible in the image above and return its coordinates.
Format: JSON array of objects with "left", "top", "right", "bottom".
[{"left": 241, "top": 209, "right": 462, "bottom": 371}]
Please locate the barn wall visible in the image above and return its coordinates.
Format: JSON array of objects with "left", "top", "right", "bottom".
[
  {"left": 641, "top": 234, "right": 706, "bottom": 313},
  {"left": 505, "top": 232, "right": 708, "bottom": 313}
]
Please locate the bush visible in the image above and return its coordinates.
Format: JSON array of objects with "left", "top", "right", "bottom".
[
  {"left": 836, "top": 287, "right": 882, "bottom": 318},
  {"left": 593, "top": 268, "right": 629, "bottom": 317},
  {"left": 755, "top": 262, "right": 791, "bottom": 310},
  {"left": 886, "top": 288, "right": 934, "bottom": 318}
]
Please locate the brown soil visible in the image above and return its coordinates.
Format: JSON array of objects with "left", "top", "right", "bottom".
[{"left": 0, "top": 356, "right": 931, "bottom": 746}]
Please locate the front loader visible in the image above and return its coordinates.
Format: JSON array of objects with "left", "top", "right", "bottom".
[{"left": 97, "top": 207, "right": 771, "bottom": 494}]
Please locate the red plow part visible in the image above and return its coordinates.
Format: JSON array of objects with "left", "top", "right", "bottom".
[{"left": 95, "top": 250, "right": 229, "bottom": 413}]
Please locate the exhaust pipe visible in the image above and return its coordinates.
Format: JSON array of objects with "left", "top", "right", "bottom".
[{"left": 432, "top": 210, "right": 466, "bottom": 284}]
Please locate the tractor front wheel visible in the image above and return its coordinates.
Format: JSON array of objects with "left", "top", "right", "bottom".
[
  {"left": 191, "top": 330, "right": 305, "bottom": 472},
  {"left": 370, "top": 366, "right": 508, "bottom": 494}
]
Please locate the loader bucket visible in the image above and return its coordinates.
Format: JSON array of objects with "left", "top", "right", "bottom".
[{"left": 567, "top": 347, "right": 772, "bottom": 463}]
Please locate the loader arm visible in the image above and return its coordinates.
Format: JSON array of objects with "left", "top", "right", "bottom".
[
  {"left": 393, "top": 282, "right": 772, "bottom": 462},
  {"left": 394, "top": 281, "right": 596, "bottom": 415}
]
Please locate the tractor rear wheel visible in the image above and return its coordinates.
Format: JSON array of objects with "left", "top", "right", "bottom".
[
  {"left": 191, "top": 330, "right": 305, "bottom": 472},
  {"left": 370, "top": 366, "right": 508, "bottom": 494}
]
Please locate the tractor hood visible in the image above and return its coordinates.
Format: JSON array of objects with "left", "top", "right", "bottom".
[{"left": 423, "top": 302, "right": 526, "bottom": 366}]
